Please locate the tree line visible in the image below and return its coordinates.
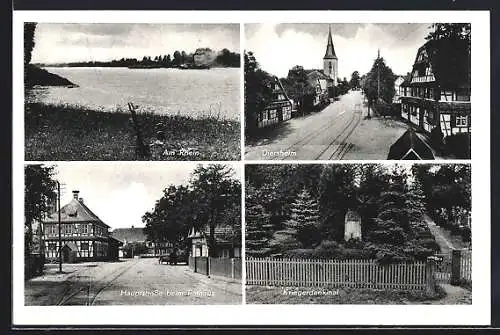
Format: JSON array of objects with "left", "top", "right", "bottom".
[
  {"left": 142, "top": 164, "right": 241, "bottom": 257},
  {"left": 246, "top": 164, "right": 471, "bottom": 263},
  {"left": 41, "top": 48, "right": 240, "bottom": 68}
]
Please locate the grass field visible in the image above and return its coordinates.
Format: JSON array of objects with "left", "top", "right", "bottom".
[
  {"left": 246, "top": 285, "right": 446, "bottom": 304},
  {"left": 25, "top": 103, "right": 240, "bottom": 161}
]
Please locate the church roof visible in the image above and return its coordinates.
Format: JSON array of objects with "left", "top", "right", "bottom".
[
  {"left": 44, "top": 196, "right": 109, "bottom": 227},
  {"left": 324, "top": 26, "right": 337, "bottom": 60}
]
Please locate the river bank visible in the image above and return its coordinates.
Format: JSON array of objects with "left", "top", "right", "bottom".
[{"left": 25, "top": 103, "right": 240, "bottom": 161}]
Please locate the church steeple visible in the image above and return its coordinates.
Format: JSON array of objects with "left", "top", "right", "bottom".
[
  {"left": 323, "top": 25, "right": 338, "bottom": 85},
  {"left": 324, "top": 25, "right": 337, "bottom": 60}
]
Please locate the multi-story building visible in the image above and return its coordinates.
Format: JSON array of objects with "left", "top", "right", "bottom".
[
  {"left": 256, "top": 76, "right": 293, "bottom": 129},
  {"left": 400, "top": 39, "right": 471, "bottom": 137},
  {"left": 42, "top": 190, "right": 121, "bottom": 262}
]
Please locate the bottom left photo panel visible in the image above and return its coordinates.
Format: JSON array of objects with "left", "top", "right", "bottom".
[{"left": 23, "top": 162, "right": 243, "bottom": 306}]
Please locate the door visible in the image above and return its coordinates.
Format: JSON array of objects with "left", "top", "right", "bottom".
[{"left": 61, "top": 245, "right": 71, "bottom": 263}]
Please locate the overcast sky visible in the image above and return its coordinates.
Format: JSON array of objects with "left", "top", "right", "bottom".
[
  {"left": 31, "top": 23, "right": 240, "bottom": 64},
  {"left": 47, "top": 163, "right": 241, "bottom": 230},
  {"left": 245, "top": 23, "right": 434, "bottom": 79}
]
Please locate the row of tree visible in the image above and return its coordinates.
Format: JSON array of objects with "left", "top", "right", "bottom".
[
  {"left": 246, "top": 164, "right": 471, "bottom": 263},
  {"left": 43, "top": 48, "right": 240, "bottom": 68},
  {"left": 244, "top": 50, "right": 362, "bottom": 137},
  {"left": 142, "top": 164, "right": 241, "bottom": 257}
]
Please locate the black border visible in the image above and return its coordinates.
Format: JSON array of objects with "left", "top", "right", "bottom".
[{"left": 10, "top": 0, "right": 500, "bottom": 332}]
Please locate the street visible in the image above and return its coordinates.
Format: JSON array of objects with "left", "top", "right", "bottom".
[
  {"left": 245, "top": 90, "right": 409, "bottom": 160},
  {"left": 25, "top": 258, "right": 242, "bottom": 305}
]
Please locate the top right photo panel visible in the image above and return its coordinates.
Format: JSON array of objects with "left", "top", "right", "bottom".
[{"left": 244, "top": 23, "right": 471, "bottom": 161}]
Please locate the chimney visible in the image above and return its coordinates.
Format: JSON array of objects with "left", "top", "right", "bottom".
[
  {"left": 79, "top": 198, "right": 84, "bottom": 204},
  {"left": 132, "top": 225, "right": 134, "bottom": 229},
  {"left": 72, "top": 190, "right": 80, "bottom": 200}
]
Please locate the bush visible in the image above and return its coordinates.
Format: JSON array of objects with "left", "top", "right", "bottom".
[
  {"left": 430, "top": 127, "right": 444, "bottom": 150},
  {"left": 445, "top": 133, "right": 471, "bottom": 159},
  {"left": 282, "top": 248, "right": 316, "bottom": 259},
  {"left": 460, "top": 227, "right": 471, "bottom": 243},
  {"left": 418, "top": 238, "right": 441, "bottom": 252}
]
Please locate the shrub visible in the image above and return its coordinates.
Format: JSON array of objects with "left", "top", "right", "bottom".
[
  {"left": 445, "top": 133, "right": 471, "bottom": 159},
  {"left": 282, "top": 248, "right": 316, "bottom": 259},
  {"left": 430, "top": 127, "right": 444, "bottom": 150},
  {"left": 460, "top": 227, "right": 471, "bottom": 243}
]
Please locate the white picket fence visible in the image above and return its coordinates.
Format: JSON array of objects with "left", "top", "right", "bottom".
[{"left": 246, "top": 257, "right": 430, "bottom": 291}]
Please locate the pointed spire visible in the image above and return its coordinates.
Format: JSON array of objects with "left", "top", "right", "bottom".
[
  {"left": 377, "top": 48, "right": 380, "bottom": 59},
  {"left": 324, "top": 25, "right": 337, "bottom": 59}
]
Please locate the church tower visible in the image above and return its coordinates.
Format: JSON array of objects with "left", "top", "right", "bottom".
[{"left": 323, "top": 25, "right": 338, "bottom": 86}]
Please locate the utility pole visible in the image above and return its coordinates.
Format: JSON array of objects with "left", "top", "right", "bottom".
[
  {"left": 57, "top": 181, "right": 62, "bottom": 273},
  {"left": 377, "top": 48, "right": 380, "bottom": 101}
]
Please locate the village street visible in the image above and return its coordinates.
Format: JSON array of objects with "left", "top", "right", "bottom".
[
  {"left": 245, "top": 90, "right": 409, "bottom": 160},
  {"left": 25, "top": 258, "right": 242, "bottom": 305}
]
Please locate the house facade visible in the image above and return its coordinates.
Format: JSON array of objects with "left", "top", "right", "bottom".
[
  {"left": 393, "top": 75, "right": 405, "bottom": 103},
  {"left": 256, "top": 76, "right": 293, "bottom": 129},
  {"left": 42, "top": 190, "right": 120, "bottom": 263},
  {"left": 400, "top": 40, "right": 471, "bottom": 137},
  {"left": 305, "top": 70, "right": 331, "bottom": 107},
  {"left": 110, "top": 226, "right": 173, "bottom": 257},
  {"left": 187, "top": 226, "right": 241, "bottom": 258}
]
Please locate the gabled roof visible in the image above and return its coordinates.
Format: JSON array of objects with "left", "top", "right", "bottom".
[
  {"left": 110, "top": 227, "right": 146, "bottom": 243},
  {"left": 387, "top": 127, "right": 435, "bottom": 160},
  {"left": 44, "top": 198, "right": 109, "bottom": 227},
  {"left": 304, "top": 69, "right": 332, "bottom": 81},
  {"left": 324, "top": 26, "right": 337, "bottom": 60},
  {"left": 411, "top": 38, "right": 470, "bottom": 89},
  {"left": 188, "top": 226, "right": 238, "bottom": 243}
]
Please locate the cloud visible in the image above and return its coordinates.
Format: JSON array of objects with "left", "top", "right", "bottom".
[
  {"left": 51, "top": 162, "right": 241, "bottom": 229},
  {"left": 32, "top": 23, "right": 240, "bottom": 63},
  {"left": 245, "top": 23, "right": 432, "bottom": 79}
]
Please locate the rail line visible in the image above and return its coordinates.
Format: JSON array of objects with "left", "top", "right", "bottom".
[
  {"left": 314, "top": 105, "right": 362, "bottom": 160},
  {"left": 57, "top": 259, "right": 139, "bottom": 306}
]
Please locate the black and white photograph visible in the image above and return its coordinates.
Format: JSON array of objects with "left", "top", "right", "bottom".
[
  {"left": 24, "top": 162, "right": 242, "bottom": 305},
  {"left": 245, "top": 163, "right": 471, "bottom": 304},
  {"left": 24, "top": 23, "right": 241, "bottom": 161},
  {"left": 244, "top": 23, "right": 471, "bottom": 160}
]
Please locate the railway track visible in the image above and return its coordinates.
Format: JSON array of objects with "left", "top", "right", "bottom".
[
  {"left": 315, "top": 103, "right": 362, "bottom": 160},
  {"left": 56, "top": 259, "right": 139, "bottom": 306}
]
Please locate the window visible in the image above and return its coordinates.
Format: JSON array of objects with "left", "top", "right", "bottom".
[
  {"left": 81, "top": 242, "right": 89, "bottom": 251},
  {"left": 456, "top": 116, "right": 468, "bottom": 127},
  {"left": 48, "top": 242, "right": 56, "bottom": 251},
  {"left": 81, "top": 224, "right": 89, "bottom": 235}
]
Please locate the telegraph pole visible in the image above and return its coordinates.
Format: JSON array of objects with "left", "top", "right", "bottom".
[
  {"left": 57, "top": 181, "right": 62, "bottom": 273},
  {"left": 377, "top": 48, "right": 380, "bottom": 101}
]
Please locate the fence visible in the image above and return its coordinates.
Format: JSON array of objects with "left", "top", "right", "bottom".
[
  {"left": 459, "top": 249, "right": 472, "bottom": 283},
  {"left": 246, "top": 257, "right": 431, "bottom": 291},
  {"left": 188, "top": 256, "right": 241, "bottom": 280},
  {"left": 434, "top": 249, "right": 471, "bottom": 285}
]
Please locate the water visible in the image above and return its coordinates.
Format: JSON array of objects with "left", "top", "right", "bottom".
[{"left": 27, "top": 67, "right": 240, "bottom": 121}]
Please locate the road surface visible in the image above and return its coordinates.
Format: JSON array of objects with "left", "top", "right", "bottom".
[
  {"left": 25, "top": 258, "right": 242, "bottom": 305},
  {"left": 245, "top": 90, "right": 365, "bottom": 160},
  {"left": 245, "top": 90, "right": 412, "bottom": 160}
]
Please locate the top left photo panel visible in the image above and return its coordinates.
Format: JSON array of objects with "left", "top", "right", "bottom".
[{"left": 23, "top": 23, "right": 241, "bottom": 161}]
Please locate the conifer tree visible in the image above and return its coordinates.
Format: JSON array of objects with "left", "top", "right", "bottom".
[
  {"left": 270, "top": 188, "right": 321, "bottom": 253},
  {"left": 245, "top": 202, "right": 273, "bottom": 257}
]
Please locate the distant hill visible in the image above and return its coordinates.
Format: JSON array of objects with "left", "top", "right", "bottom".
[{"left": 25, "top": 64, "right": 76, "bottom": 88}]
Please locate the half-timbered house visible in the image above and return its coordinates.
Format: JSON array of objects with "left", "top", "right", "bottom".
[
  {"left": 42, "top": 190, "right": 119, "bottom": 262},
  {"left": 256, "top": 76, "right": 293, "bottom": 128},
  {"left": 400, "top": 39, "right": 471, "bottom": 137}
]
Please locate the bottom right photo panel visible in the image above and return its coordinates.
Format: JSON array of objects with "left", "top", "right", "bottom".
[{"left": 245, "top": 163, "right": 471, "bottom": 305}]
